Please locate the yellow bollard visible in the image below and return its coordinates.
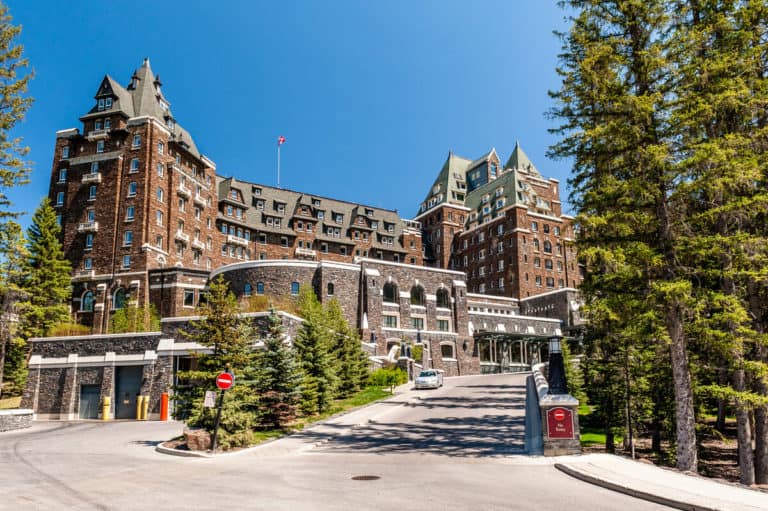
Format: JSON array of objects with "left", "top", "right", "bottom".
[
  {"left": 136, "top": 395, "right": 143, "bottom": 420},
  {"left": 141, "top": 395, "right": 149, "bottom": 421},
  {"left": 102, "top": 396, "right": 111, "bottom": 421}
]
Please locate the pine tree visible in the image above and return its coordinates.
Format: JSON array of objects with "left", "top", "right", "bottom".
[
  {"left": 253, "top": 307, "right": 301, "bottom": 429},
  {"left": 0, "top": 221, "right": 26, "bottom": 397},
  {"left": 549, "top": 0, "right": 700, "bottom": 471},
  {"left": 325, "top": 299, "right": 369, "bottom": 397},
  {"left": 293, "top": 286, "right": 338, "bottom": 415},
  {"left": 20, "top": 198, "right": 71, "bottom": 339},
  {"left": 175, "top": 276, "right": 257, "bottom": 449},
  {"left": 0, "top": 2, "right": 32, "bottom": 226}
]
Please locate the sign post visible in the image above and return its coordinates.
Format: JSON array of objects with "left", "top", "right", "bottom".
[{"left": 210, "top": 371, "right": 235, "bottom": 452}]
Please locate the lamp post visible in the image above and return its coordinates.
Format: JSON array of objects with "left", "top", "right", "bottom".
[{"left": 547, "top": 336, "right": 569, "bottom": 395}]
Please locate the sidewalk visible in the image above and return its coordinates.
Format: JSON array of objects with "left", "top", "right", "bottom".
[{"left": 554, "top": 453, "right": 768, "bottom": 511}]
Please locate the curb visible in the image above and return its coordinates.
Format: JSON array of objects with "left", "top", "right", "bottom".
[{"left": 554, "top": 463, "right": 712, "bottom": 511}]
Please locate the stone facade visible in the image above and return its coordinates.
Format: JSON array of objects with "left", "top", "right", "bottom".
[{"left": 0, "top": 409, "right": 33, "bottom": 432}]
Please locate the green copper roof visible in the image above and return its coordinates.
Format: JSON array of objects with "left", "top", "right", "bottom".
[{"left": 505, "top": 141, "right": 540, "bottom": 176}]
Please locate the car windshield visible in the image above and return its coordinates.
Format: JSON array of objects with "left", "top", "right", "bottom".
[{"left": 418, "top": 371, "right": 436, "bottom": 377}]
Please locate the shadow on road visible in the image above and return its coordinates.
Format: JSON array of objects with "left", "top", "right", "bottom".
[{"left": 301, "top": 380, "right": 528, "bottom": 458}]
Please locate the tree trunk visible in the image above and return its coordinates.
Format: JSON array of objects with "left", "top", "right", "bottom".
[
  {"left": 734, "top": 367, "right": 756, "bottom": 485},
  {"left": 652, "top": 394, "right": 662, "bottom": 453},
  {"left": 716, "top": 368, "right": 728, "bottom": 432},
  {"left": 667, "top": 307, "right": 698, "bottom": 472},
  {"left": 754, "top": 404, "right": 768, "bottom": 484}
]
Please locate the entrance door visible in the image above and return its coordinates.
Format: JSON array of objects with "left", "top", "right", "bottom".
[
  {"left": 115, "top": 366, "right": 143, "bottom": 419},
  {"left": 78, "top": 385, "right": 100, "bottom": 419}
]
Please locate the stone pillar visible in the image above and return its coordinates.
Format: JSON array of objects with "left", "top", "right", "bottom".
[
  {"left": 540, "top": 395, "right": 581, "bottom": 456},
  {"left": 101, "top": 355, "right": 115, "bottom": 420},
  {"left": 60, "top": 355, "right": 79, "bottom": 420}
]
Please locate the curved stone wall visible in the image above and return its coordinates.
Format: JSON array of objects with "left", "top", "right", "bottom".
[{"left": 0, "top": 409, "right": 33, "bottom": 432}]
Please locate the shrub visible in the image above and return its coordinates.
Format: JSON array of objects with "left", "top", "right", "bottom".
[{"left": 370, "top": 367, "right": 407, "bottom": 393}]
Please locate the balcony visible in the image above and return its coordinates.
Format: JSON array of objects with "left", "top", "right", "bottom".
[
  {"left": 73, "top": 269, "right": 95, "bottom": 281},
  {"left": 191, "top": 238, "right": 205, "bottom": 250},
  {"left": 86, "top": 129, "right": 109, "bottom": 141},
  {"left": 77, "top": 222, "right": 99, "bottom": 233},
  {"left": 175, "top": 230, "right": 190, "bottom": 243},
  {"left": 295, "top": 247, "right": 316, "bottom": 259},
  {"left": 81, "top": 172, "right": 102, "bottom": 184},
  {"left": 227, "top": 234, "right": 248, "bottom": 247},
  {"left": 177, "top": 184, "right": 191, "bottom": 198},
  {"left": 193, "top": 193, "right": 206, "bottom": 207}
]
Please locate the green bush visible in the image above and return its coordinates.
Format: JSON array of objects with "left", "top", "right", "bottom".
[{"left": 370, "top": 367, "right": 407, "bottom": 393}]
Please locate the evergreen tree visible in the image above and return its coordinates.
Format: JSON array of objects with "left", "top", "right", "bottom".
[
  {"left": 0, "top": 2, "right": 32, "bottom": 226},
  {"left": 293, "top": 286, "right": 338, "bottom": 415},
  {"left": 549, "top": 0, "right": 700, "bottom": 470},
  {"left": 175, "top": 276, "right": 257, "bottom": 449},
  {"left": 253, "top": 307, "right": 301, "bottom": 429},
  {"left": 325, "top": 299, "right": 369, "bottom": 397},
  {"left": 0, "top": 221, "right": 26, "bottom": 396},
  {"left": 21, "top": 198, "right": 71, "bottom": 339}
]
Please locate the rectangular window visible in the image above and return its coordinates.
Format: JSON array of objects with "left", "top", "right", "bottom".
[
  {"left": 95, "top": 120, "right": 102, "bottom": 131},
  {"left": 437, "top": 319, "right": 450, "bottom": 332},
  {"left": 84, "top": 257, "right": 92, "bottom": 270},
  {"left": 411, "top": 317, "right": 424, "bottom": 330},
  {"left": 259, "top": 234, "right": 267, "bottom": 244},
  {"left": 105, "top": 97, "right": 112, "bottom": 109},
  {"left": 122, "top": 255, "right": 131, "bottom": 268},
  {"left": 321, "top": 243, "right": 328, "bottom": 253},
  {"left": 155, "top": 235, "right": 163, "bottom": 249},
  {"left": 157, "top": 187, "right": 164, "bottom": 202},
  {"left": 56, "top": 191, "right": 64, "bottom": 206},
  {"left": 104, "top": 118, "right": 111, "bottom": 130},
  {"left": 96, "top": 140, "right": 105, "bottom": 153},
  {"left": 157, "top": 163, "right": 164, "bottom": 177},
  {"left": 383, "top": 315, "right": 398, "bottom": 328},
  {"left": 281, "top": 237, "right": 288, "bottom": 248},
  {"left": 132, "top": 134, "right": 141, "bottom": 148},
  {"left": 123, "top": 231, "right": 133, "bottom": 246},
  {"left": 61, "top": 146, "right": 70, "bottom": 159},
  {"left": 156, "top": 210, "right": 163, "bottom": 225},
  {"left": 91, "top": 162, "right": 99, "bottom": 174},
  {"left": 85, "top": 234, "right": 93, "bottom": 249},
  {"left": 183, "top": 289, "right": 195, "bottom": 307},
  {"left": 158, "top": 142, "right": 164, "bottom": 154},
  {"left": 88, "top": 185, "right": 97, "bottom": 200},
  {"left": 87, "top": 209, "right": 96, "bottom": 222},
  {"left": 128, "top": 181, "right": 137, "bottom": 197},
  {"left": 126, "top": 206, "right": 135, "bottom": 221},
  {"left": 130, "top": 158, "right": 139, "bottom": 172},
  {"left": 58, "top": 169, "right": 67, "bottom": 182}
]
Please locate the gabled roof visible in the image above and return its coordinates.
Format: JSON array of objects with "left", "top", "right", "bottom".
[
  {"left": 505, "top": 141, "right": 540, "bottom": 176},
  {"left": 417, "top": 151, "right": 474, "bottom": 216},
  {"left": 129, "top": 58, "right": 168, "bottom": 121},
  {"left": 467, "top": 148, "right": 498, "bottom": 172}
]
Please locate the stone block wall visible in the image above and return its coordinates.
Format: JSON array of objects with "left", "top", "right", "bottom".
[{"left": 0, "top": 410, "right": 33, "bottom": 432}]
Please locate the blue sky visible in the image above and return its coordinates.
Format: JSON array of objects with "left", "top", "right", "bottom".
[{"left": 6, "top": 0, "right": 573, "bottom": 227}]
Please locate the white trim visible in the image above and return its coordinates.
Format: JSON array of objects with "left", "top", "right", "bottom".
[
  {"left": 511, "top": 228, "right": 532, "bottom": 234},
  {"left": 381, "top": 327, "right": 457, "bottom": 337},
  {"left": 413, "top": 203, "right": 472, "bottom": 221},
  {"left": 141, "top": 243, "right": 169, "bottom": 257},
  {"left": 28, "top": 351, "right": 158, "bottom": 369},
  {"left": 452, "top": 280, "right": 467, "bottom": 288},
  {"left": 56, "top": 128, "right": 79, "bottom": 137},
  {"left": 355, "top": 257, "right": 465, "bottom": 277},
  {"left": 467, "top": 293, "right": 519, "bottom": 303},
  {"left": 468, "top": 311, "right": 562, "bottom": 324},
  {"left": 527, "top": 211, "right": 565, "bottom": 222},
  {"left": 201, "top": 155, "right": 216, "bottom": 169},
  {"left": 518, "top": 287, "right": 578, "bottom": 302},
  {"left": 149, "top": 282, "right": 206, "bottom": 290},
  {"left": 67, "top": 150, "right": 122, "bottom": 166},
  {"left": 209, "top": 259, "right": 360, "bottom": 280}
]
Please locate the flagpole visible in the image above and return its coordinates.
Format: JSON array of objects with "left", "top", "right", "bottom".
[{"left": 277, "top": 144, "right": 281, "bottom": 189}]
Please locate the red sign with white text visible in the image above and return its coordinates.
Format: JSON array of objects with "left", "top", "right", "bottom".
[{"left": 547, "top": 407, "right": 574, "bottom": 439}]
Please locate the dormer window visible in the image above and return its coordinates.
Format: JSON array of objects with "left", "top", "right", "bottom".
[
  {"left": 231, "top": 190, "right": 238, "bottom": 200},
  {"left": 104, "top": 119, "right": 111, "bottom": 130},
  {"left": 334, "top": 213, "right": 343, "bottom": 224},
  {"left": 97, "top": 98, "right": 105, "bottom": 111},
  {"left": 105, "top": 97, "right": 112, "bottom": 109}
]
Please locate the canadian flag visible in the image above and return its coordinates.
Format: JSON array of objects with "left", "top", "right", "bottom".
[{"left": 277, "top": 135, "right": 286, "bottom": 146}]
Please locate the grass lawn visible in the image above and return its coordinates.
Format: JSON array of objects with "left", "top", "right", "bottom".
[
  {"left": 578, "top": 402, "right": 622, "bottom": 447},
  {"left": 0, "top": 396, "right": 21, "bottom": 409}
]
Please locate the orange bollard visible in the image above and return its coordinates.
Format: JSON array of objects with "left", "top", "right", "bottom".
[{"left": 160, "top": 392, "right": 169, "bottom": 421}]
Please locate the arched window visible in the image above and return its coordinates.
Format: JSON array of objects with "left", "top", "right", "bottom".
[
  {"left": 81, "top": 291, "right": 95, "bottom": 312},
  {"left": 383, "top": 282, "right": 398, "bottom": 303},
  {"left": 543, "top": 240, "right": 552, "bottom": 254},
  {"left": 244, "top": 283, "right": 252, "bottom": 297},
  {"left": 410, "top": 285, "right": 425, "bottom": 306},
  {"left": 327, "top": 283, "right": 334, "bottom": 296},
  {"left": 256, "top": 282, "right": 265, "bottom": 295},
  {"left": 291, "top": 281, "right": 300, "bottom": 295},
  {"left": 113, "top": 288, "right": 127, "bottom": 310},
  {"left": 533, "top": 239, "right": 540, "bottom": 251},
  {"left": 436, "top": 288, "right": 450, "bottom": 309}
]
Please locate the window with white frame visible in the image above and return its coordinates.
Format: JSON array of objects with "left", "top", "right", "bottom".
[
  {"left": 132, "top": 134, "right": 141, "bottom": 148},
  {"left": 56, "top": 191, "right": 64, "bottom": 206},
  {"left": 96, "top": 140, "right": 105, "bottom": 153},
  {"left": 128, "top": 181, "right": 137, "bottom": 197},
  {"left": 123, "top": 231, "right": 133, "bottom": 246}
]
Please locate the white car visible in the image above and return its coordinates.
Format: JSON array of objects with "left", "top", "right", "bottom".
[{"left": 414, "top": 370, "right": 443, "bottom": 389}]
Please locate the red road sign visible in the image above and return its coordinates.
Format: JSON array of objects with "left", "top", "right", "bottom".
[
  {"left": 547, "top": 407, "right": 574, "bottom": 439},
  {"left": 215, "top": 372, "right": 234, "bottom": 390}
]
